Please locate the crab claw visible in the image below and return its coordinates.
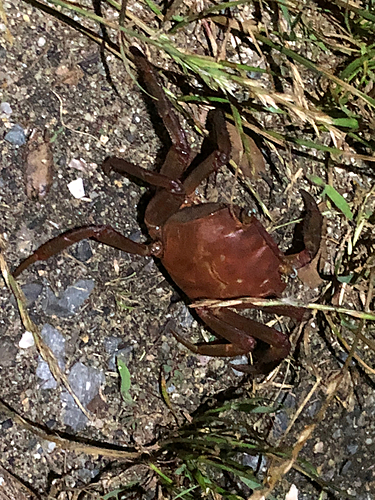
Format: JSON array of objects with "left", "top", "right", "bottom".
[{"left": 283, "top": 189, "right": 322, "bottom": 272}]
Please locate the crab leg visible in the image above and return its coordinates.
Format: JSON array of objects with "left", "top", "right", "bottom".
[
  {"left": 183, "top": 109, "right": 231, "bottom": 195},
  {"left": 102, "top": 157, "right": 184, "bottom": 195},
  {"left": 13, "top": 225, "right": 152, "bottom": 277},
  {"left": 171, "top": 309, "right": 256, "bottom": 357},
  {"left": 172, "top": 307, "right": 291, "bottom": 374},
  {"left": 129, "top": 46, "right": 191, "bottom": 179}
]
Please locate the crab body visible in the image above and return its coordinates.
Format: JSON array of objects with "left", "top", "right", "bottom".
[
  {"left": 160, "top": 203, "right": 286, "bottom": 300},
  {"left": 14, "top": 47, "right": 322, "bottom": 374}
]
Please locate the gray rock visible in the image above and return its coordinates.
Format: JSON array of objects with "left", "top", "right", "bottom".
[
  {"left": 61, "top": 362, "right": 105, "bottom": 431},
  {"left": 70, "top": 240, "right": 93, "bottom": 262},
  {"left": 179, "top": 305, "right": 195, "bottom": 329},
  {"left": 104, "top": 336, "right": 122, "bottom": 354},
  {"left": 44, "top": 279, "right": 95, "bottom": 317},
  {"left": 4, "top": 124, "right": 26, "bottom": 146},
  {"left": 22, "top": 282, "right": 43, "bottom": 306},
  {"left": 0, "top": 102, "right": 12, "bottom": 116},
  {"left": 104, "top": 336, "right": 132, "bottom": 370},
  {"left": 340, "top": 459, "right": 352, "bottom": 475},
  {"left": 242, "top": 453, "right": 268, "bottom": 472},
  {"left": 273, "top": 410, "right": 289, "bottom": 439},
  {"left": 36, "top": 324, "right": 66, "bottom": 389},
  {"left": 347, "top": 443, "right": 359, "bottom": 455}
]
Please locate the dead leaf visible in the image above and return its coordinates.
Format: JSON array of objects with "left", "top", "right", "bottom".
[
  {"left": 25, "top": 129, "right": 54, "bottom": 200},
  {"left": 227, "top": 122, "right": 266, "bottom": 179},
  {"left": 298, "top": 250, "right": 323, "bottom": 288},
  {"left": 55, "top": 64, "right": 84, "bottom": 86}
]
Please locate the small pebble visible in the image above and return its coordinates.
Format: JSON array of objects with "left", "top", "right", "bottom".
[
  {"left": 347, "top": 443, "right": 358, "bottom": 454},
  {"left": 0, "top": 337, "right": 17, "bottom": 367},
  {"left": 1, "top": 419, "right": 13, "bottom": 430},
  {"left": 19, "top": 331, "right": 35, "bottom": 349},
  {"left": 4, "top": 124, "right": 26, "bottom": 146},
  {"left": 0, "top": 102, "right": 12, "bottom": 116},
  {"left": 67, "top": 178, "right": 85, "bottom": 199},
  {"left": 47, "top": 442, "right": 56, "bottom": 453},
  {"left": 313, "top": 441, "right": 324, "bottom": 453},
  {"left": 37, "top": 36, "right": 46, "bottom": 47},
  {"left": 285, "top": 484, "right": 299, "bottom": 500},
  {"left": 70, "top": 240, "right": 93, "bottom": 262}
]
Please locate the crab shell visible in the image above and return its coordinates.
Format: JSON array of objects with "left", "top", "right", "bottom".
[{"left": 160, "top": 203, "right": 287, "bottom": 301}]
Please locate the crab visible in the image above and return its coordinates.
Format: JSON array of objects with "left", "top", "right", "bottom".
[{"left": 14, "top": 47, "right": 322, "bottom": 374}]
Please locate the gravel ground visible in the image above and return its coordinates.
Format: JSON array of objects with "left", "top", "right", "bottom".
[{"left": 0, "top": 1, "right": 375, "bottom": 499}]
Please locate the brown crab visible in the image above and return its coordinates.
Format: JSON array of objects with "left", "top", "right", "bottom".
[{"left": 14, "top": 47, "right": 322, "bottom": 374}]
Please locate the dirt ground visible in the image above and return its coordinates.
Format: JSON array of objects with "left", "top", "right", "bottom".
[{"left": 0, "top": 1, "right": 375, "bottom": 499}]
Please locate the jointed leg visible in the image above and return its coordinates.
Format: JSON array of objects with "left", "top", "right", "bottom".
[
  {"left": 171, "top": 309, "right": 256, "bottom": 357},
  {"left": 102, "top": 155, "right": 187, "bottom": 231},
  {"left": 14, "top": 225, "right": 152, "bottom": 277},
  {"left": 183, "top": 110, "right": 231, "bottom": 195},
  {"left": 171, "top": 307, "right": 291, "bottom": 375},
  {"left": 130, "top": 46, "right": 191, "bottom": 178},
  {"left": 102, "top": 157, "right": 184, "bottom": 195}
]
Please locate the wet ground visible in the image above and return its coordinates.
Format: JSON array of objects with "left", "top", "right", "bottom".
[{"left": 0, "top": 1, "right": 375, "bottom": 499}]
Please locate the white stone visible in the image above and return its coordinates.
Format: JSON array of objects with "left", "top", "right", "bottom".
[
  {"left": 37, "top": 36, "right": 46, "bottom": 47},
  {"left": 19, "top": 331, "right": 35, "bottom": 349},
  {"left": 67, "top": 178, "right": 85, "bottom": 199}
]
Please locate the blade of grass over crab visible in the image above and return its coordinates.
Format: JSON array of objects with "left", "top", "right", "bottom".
[
  {"left": 309, "top": 175, "right": 354, "bottom": 220},
  {"left": 190, "top": 298, "right": 375, "bottom": 321}
]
